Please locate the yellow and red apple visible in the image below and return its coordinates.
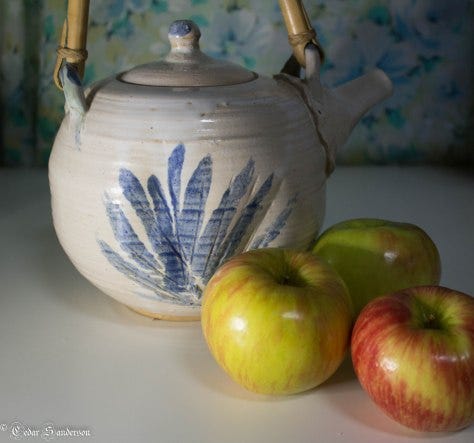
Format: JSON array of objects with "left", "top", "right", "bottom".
[
  {"left": 312, "top": 218, "right": 441, "bottom": 316},
  {"left": 352, "top": 285, "right": 474, "bottom": 432},
  {"left": 201, "top": 248, "right": 353, "bottom": 395}
]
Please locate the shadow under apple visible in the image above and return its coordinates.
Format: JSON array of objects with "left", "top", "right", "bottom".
[{"left": 321, "top": 354, "right": 462, "bottom": 439}]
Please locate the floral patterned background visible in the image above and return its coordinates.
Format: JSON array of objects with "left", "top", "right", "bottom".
[{"left": 1, "top": 0, "right": 473, "bottom": 167}]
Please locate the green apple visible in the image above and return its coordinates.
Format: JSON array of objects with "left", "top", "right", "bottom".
[
  {"left": 312, "top": 218, "right": 441, "bottom": 316},
  {"left": 201, "top": 248, "right": 353, "bottom": 395},
  {"left": 352, "top": 285, "right": 474, "bottom": 432}
]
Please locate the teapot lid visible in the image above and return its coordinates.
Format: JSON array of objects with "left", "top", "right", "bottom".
[{"left": 120, "top": 20, "right": 256, "bottom": 87}]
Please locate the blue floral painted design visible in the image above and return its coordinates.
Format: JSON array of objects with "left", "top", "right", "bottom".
[{"left": 98, "top": 144, "right": 295, "bottom": 305}]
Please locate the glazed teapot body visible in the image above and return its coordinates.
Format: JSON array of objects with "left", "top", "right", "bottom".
[{"left": 49, "top": 20, "right": 392, "bottom": 320}]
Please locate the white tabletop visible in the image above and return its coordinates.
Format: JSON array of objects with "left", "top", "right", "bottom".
[{"left": 0, "top": 166, "right": 473, "bottom": 443}]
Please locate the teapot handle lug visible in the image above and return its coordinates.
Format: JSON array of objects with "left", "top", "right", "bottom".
[
  {"left": 59, "top": 63, "right": 87, "bottom": 147},
  {"left": 304, "top": 43, "right": 323, "bottom": 98},
  {"left": 60, "top": 63, "right": 87, "bottom": 119}
]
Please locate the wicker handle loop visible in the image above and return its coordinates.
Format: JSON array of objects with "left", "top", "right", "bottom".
[
  {"left": 53, "top": 0, "right": 90, "bottom": 90},
  {"left": 279, "top": 0, "right": 324, "bottom": 68}
]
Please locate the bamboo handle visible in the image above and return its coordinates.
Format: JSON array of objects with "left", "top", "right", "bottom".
[
  {"left": 279, "top": 0, "right": 324, "bottom": 68},
  {"left": 53, "top": 0, "right": 90, "bottom": 90}
]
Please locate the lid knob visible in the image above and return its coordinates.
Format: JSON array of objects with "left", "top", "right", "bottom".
[
  {"left": 168, "top": 20, "right": 201, "bottom": 52},
  {"left": 120, "top": 18, "right": 256, "bottom": 86}
]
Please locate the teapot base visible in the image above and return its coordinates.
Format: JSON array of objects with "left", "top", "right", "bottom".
[{"left": 127, "top": 305, "right": 201, "bottom": 321}]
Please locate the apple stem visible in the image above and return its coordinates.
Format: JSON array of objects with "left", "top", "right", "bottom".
[
  {"left": 423, "top": 311, "right": 441, "bottom": 330},
  {"left": 411, "top": 297, "right": 443, "bottom": 330}
]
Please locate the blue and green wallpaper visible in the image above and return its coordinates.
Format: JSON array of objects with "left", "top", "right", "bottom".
[{"left": 1, "top": 0, "right": 473, "bottom": 166}]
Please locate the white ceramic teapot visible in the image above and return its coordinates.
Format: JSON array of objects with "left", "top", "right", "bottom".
[{"left": 49, "top": 9, "right": 392, "bottom": 320}]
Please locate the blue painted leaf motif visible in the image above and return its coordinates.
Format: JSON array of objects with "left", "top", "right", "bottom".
[
  {"left": 119, "top": 169, "right": 162, "bottom": 255},
  {"left": 192, "top": 159, "right": 255, "bottom": 277},
  {"left": 168, "top": 144, "right": 184, "bottom": 225},
  {"left": 104, "top": 195, "right": 160, "bottom": 273},
  {"left": 176, "top": 155, "right": 212, "bottom": 265},
  {"left": 204, "top": 173, "right": 275, "bottom": 281},
  {"left": 250, "top": 197, "right": 297, "bottom": 249},
  {"left": 98, "top": 239, "right": 181, "bottom": 302},
  {"left": 98, "top": 144, "right": 296, "bottom": 305},
  {"left": 147, "top": 175, "right": 187, "bottom": 291}
]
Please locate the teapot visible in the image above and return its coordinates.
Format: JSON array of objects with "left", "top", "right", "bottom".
[{"left": 49, "top": 1, "right": 392, "bottom": 320}]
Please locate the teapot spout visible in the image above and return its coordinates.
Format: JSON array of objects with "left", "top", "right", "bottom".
[
  {"left": 310, "top": 67, "right": 393, "bottom": 173},
  {"left": 276, "top": 46, "right": 393, "bottom": 174},
  {"left": 333, "top": 69, "right": 394, "bottom": 135}
]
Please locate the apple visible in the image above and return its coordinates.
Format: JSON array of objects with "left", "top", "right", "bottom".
[
  {"left": 312, "top": 218, "right": 441, "bottom": 316},
  {"left": 351, "top": 285, "right": 474, "bottom": 432},
  {"left": 201, "top": 248, "right": 353, "bottom": 395}
]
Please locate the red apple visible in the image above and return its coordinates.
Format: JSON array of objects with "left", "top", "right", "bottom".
[
  {"left": 201, "top": 248, "right": 353, "bottom": 395},
  {"left": 351, "top": 285, "right": 474, "bottom": 432}
]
